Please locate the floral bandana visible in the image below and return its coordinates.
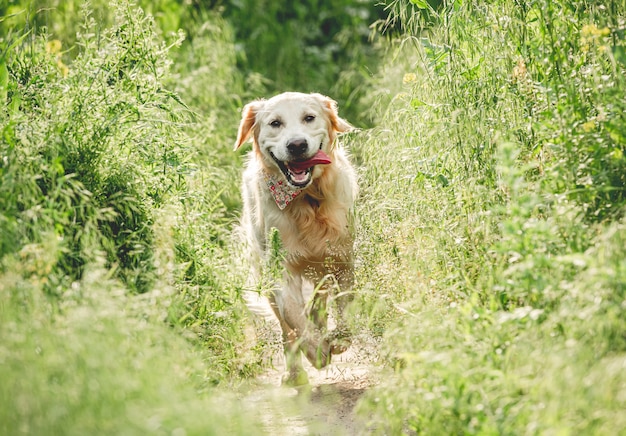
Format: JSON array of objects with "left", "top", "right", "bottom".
[{"left": 263, "top": 171, "right": 301, "bottom": 210}]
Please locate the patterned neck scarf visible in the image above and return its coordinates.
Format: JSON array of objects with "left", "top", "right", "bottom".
[{"left": 263, "top": 171, "right": 302, "bottom": 210}]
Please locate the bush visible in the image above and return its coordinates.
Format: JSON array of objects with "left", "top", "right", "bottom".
[
  {"left": 353, "top": 0, "right": 626, "bottom": 433},
  {"left": 0, "top": 263, "right": 259, "bottom": 435},
  {"left": 0, "top": 2, "right": 262, "bottom": 432},
  {"left": 0, "top": 1, "right": 188, "bottom": 292},
  {"left": 220, "top": 0, "right": 385, "bottom": 124}
]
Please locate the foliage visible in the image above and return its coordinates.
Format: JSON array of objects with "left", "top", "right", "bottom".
[
  {"left": 220, "top": 0, "right": 385, "bottom": 124},
  {"left": 0, "top": 264, "right": 259, "bottom": 435},
  {"left": 164, "top": 9, "right": 254, "bottom": 378},
  {"left": 1, "top": 0, "right": 626, "bottom": 434},
  {"left": 1, "top": 1, "right": 189, "bottom": 292},
  {"left": 1, "top": 0, "right": 384, "bottom": 124},
  {"left": 0, "top": 1, "right": 258, "bottom": 432},
  {"left": 354, "top": 0, "right": 626, "bottom": 434}
]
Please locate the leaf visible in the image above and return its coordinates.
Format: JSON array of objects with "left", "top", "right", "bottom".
[
  {"left": 0, "top": 58, "right": 7, "bottom": 104},
  {"left": 420, "top": 37, "right": 450, "bottom": 69},
  {"left": 612, "top": 45, "right": 626, "bottom": 68},
  {"left": 410, "top": 0, "right": 430, "bottom": 9},
  {"left": 0, "top": 32, "right": 31, "bottom": 107},
  {"left": 1, "top": 29, "right": 32, "bottom": 57},
  {"left": 436, "top": 174, "right": 449, "bottom": 187},
  {"left": 410, "top": 98, "right": 426, "bottom": 109}
]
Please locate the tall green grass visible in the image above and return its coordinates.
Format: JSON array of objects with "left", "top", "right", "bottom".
[
  {"left": 0, "top": 263, "right": 258, "bottom": 435},
  {"left": 2, "top": 0, "right": 626, "bottom": 434},
  {"left": 0, "top": 1, "right": 259, "bottom": 433},
  {"left": 353, "top": 0, "right": 626, "bottom": 433},
  {"left": 1, "top": 2, "right": 190, "bottom": 293}
]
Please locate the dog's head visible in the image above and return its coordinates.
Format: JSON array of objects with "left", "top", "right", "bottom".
[{"left": 234, "top": 92, "right": 352, "bottom": 189}]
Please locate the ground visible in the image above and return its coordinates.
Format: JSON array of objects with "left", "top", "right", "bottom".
[{"left": 240, "top": 301, "right": 379, "bottom": 435}]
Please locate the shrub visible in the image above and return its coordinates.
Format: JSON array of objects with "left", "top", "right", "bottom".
[
  {"left": 354, "top": 0, "right": 626, "bottom": 433},
  {"left": 0, "top": 2, "right": 263, "bottom": 432},
  {"left": 220, "top": 0, "right": 385, "bottom": 124},
  {"left": 0, "top": 1, "right": 188, "bottom": 292}
]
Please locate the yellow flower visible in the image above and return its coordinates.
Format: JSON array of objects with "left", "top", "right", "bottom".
[
  {"left": 581, "top": 24, "right": 597, "bottom": 37},
  {"left": 581, "top": 24, "right": 609, "bottom": 38},
  {"left": 580, "top": 42, "right": 590, "bottom": 54},
  {"left": 599, "top": 27, "right": 610, "bottom": 37},
  {"left": 45, "top": 40, "right": 69, "bottom": 77},
  {"left": 582, "top": 120, "right": 596, "bottom": 132},
  {"left": 46, "top": 39, "right": 62, "bottom": 54},
  {"left": 57, "top": 59, "right": 69, "bottom": 77},
  {"left": 512, "top": 59, "right": 527, "bottom": 83},
  {"left": 403, "top": 73, "right": 417, "bottom": 84}
]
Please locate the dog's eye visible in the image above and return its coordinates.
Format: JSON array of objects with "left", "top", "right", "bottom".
[
  {"left": 303, "top": 115, "right": 316, "bottom": 123},
  {"left": 270, "top": 120, "right": 282, "bottom": 128}
]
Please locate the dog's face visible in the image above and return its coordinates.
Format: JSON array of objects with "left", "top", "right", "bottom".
[{"left": 235, "top": 92, "right": 352, "bottom": 188}]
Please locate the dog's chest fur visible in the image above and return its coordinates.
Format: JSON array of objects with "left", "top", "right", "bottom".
[{"left": 261, "top": 175, "right": 351, "bottom": 260}]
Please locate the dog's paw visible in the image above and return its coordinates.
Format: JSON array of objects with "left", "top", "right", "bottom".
[
  {"left": 330, "top": 340, "right": 350, "bottom": 355},
  {"left": 281, "top": 369, "right": 309, "bottom": 387},
  {"left": 328, "top": 328, "right": 352, "bottom": 355}
]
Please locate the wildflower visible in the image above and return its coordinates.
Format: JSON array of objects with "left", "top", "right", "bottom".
[
  {"left": 582, "top": 120, "right": 596, "bottom": 132},
  {"left": 45, "top": 39, "right": 62, "bottom": 54},
  {"left": 580, "top": 24, "right": 611, "bottom": 53},
  {"left": 403, "top": 73, "right": 417, "bottom": 84},
  {"left": 512, "top": 59, "right": 528, "bottom": 83},
  {"left": 57, "top": 59, "right": 69, "bottom": 77},
  {"left": 582, "top": 24, "right": 610, "bottom": 38},
  {"left": 45, "top": 39, "right": 69, "bottom": 77}
]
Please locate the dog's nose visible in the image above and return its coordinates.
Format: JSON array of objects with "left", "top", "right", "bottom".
[{"left": 287, "top": 138, "right": 308, "bottom": 156}]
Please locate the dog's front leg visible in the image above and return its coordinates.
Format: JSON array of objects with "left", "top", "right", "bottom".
[
  {"left": 269, "top": 274, "right": 314, "bottom": 386},
  {"left": 268, "top": 292, "right": 309, "bottom": 386},
  {"left": 275, "top": 273, "right": 332, "bottom": 372}
]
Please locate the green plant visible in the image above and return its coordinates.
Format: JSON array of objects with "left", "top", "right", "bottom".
[
  {"left": 0, "top": 1, "right": 263, "bottom": 432},
  {"left": 3, "top": 0, "right": 625, "bottom": 433},
  {"left": 0, "top": 1, "right": 189, "bottom": 292},
  {"left": 220, "top": 0, "right": 384, "bottom": 125},
  {"left": 352, "top": 1, "right": 626, "bottom": 433}
]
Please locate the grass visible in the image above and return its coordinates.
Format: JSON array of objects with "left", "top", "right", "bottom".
[
  {"left": 351, "top": 1, "right": 626, "bottom": 434},
  {"left": 1, "top": 0, "right": 625, "bottom": 434},
  {"left": 0, "top": 263, "right": 258, "bottom": 435},
  {"left": 1, "top": 2, "right": 258, "bottom": 433}
]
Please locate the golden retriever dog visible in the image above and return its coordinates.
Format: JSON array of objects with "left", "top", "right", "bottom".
[{"left": 234, "top": 92, "right": 358, "bottom": 386}]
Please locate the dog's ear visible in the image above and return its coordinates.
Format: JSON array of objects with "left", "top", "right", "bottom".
[
  {"left": 312, "top": 93, "right": 353, "bottom": 133},
  {"left": 234, "top": 101, "right": 263, "bottom": 150}
]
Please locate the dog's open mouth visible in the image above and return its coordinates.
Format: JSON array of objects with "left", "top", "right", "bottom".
[{"left": 270, "top": 150, "right": 332, "bottom": 188}]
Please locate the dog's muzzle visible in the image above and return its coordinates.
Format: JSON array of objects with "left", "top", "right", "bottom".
[{"left": 269, "top": 147, "right": 331, "bottom": 188}]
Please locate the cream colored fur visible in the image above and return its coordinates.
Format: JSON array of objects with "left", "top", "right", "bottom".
[{"left": 234, "top": 92, "right": 358, "bottom": 386}]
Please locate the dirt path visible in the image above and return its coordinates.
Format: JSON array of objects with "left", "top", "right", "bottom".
[{"left": 241, "top": 318, "right": 378, "bottom": 435}]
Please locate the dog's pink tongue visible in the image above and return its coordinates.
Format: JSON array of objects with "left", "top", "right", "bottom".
[{"left": 288, "top": 150, "right": 332, "bottom": 171}]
